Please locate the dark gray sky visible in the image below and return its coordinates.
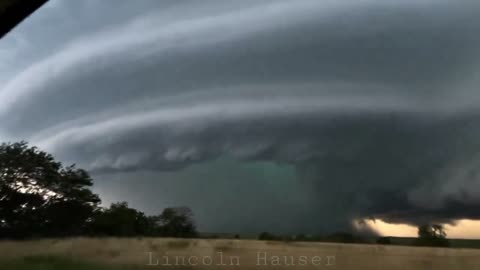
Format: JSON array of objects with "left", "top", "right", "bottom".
[{"left": 1, "top": 0, "right": 480, "bottom": 233}]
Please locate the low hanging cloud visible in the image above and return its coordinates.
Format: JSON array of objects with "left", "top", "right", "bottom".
[{"left": 1, "top": 0, "right": 480, "bottom": 233}]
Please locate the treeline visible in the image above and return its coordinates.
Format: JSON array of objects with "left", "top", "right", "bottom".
[
  {"left": 87, "top": 203, "right": 197, "bottom": 238},
  {"left": 0, "top": 142, "right": 196, "bottom": 239},
  {"left": 258, "top": 224, "right": 450, "bottom": 247},
  {"left": 258, "top": 232, "right": 369, "bottom": 244}
]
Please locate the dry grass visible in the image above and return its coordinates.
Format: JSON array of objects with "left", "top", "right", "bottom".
[{"left": 0, "top": 238, "right": 479, "bottom": 269}]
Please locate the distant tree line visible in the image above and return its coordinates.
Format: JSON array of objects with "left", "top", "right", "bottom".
[
  {"left": 258, "top": 231, "right": 368, "bottom": 243},
  {"left": 375, "top": 224, "right": 450, "bottom": 247},
  {"left": 0, "top": 142, "right": 197, "bottom": 239},
  {"left": 87, "top": 202, "right": 197, "bottom": 238},
  {"left": 258, "top": 225, "right": 450, "bottom": 248}
]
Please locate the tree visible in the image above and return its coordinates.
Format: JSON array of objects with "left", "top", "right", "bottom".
[
  {"left": 155, "top": 207, "right": 197, "bottom": 238},
  {"left": 0, "top": 142, "right": 100, "bottom": 238},
  {"left": 89, "top": 202, "right": 154, "bottom": 236},
  {"left": 415, "top": 224, "right": 449, "bottom": 247}
]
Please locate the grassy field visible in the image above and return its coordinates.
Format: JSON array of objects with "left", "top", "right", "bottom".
[{"left": 1, "top": 238, "right": 480, "bottom": 269}]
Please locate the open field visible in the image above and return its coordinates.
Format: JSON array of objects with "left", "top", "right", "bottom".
[{"left": 1, "top": 238, "right": 480, "bottom": 269}]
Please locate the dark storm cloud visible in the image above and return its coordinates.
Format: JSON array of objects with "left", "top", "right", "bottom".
[{"left": 1, "top": 0, "right": 480, "bottom": 232}]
